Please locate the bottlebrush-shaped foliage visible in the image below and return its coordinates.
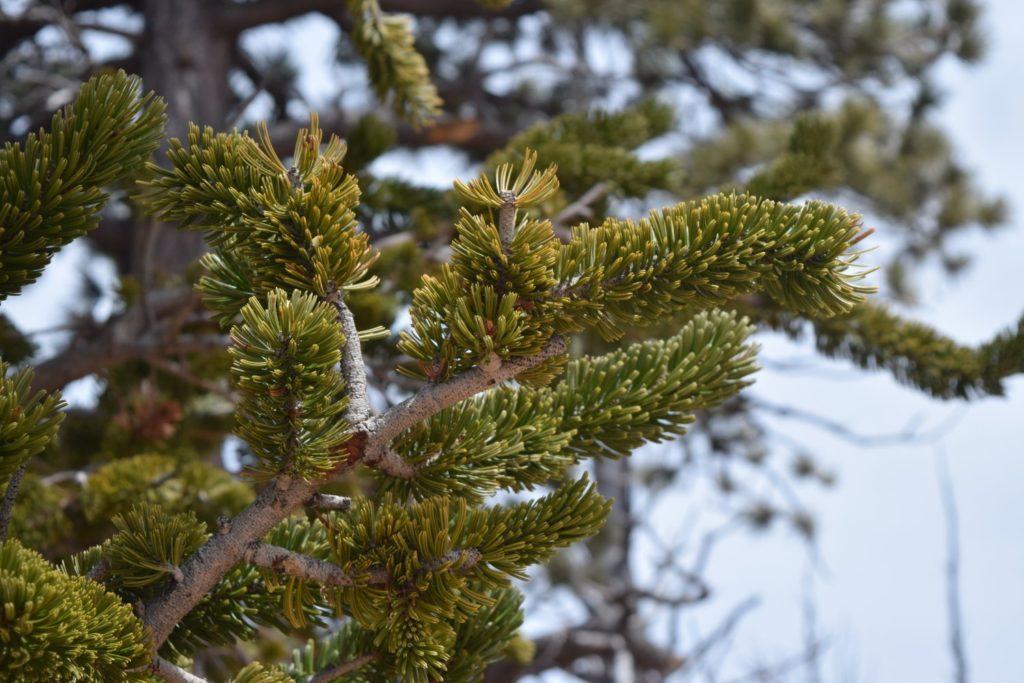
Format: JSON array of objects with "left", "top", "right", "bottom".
[
  {"left": 0, "top": 362, "right": 65, "bottom": 485},
  {"left": 381, "top": 310, "right": 757, "bottom": 503},
  {"left": 230, "top": 289, "right": 351, "bottom": 480},
  {"left": 145, "top": 116, "right": 379, "bottom": 326},
  {"left": 258, "top": 477, "right": 609, "bottom": 682},
  {"left": 0, "top": 539, "right": 149, "bottom": 680},
  {"left": 345, "top": 0, "right": 443, "bottom": 125},
  {"left": 399, "top": 156, "right": 870, "bottom": 382},
  {"left": 0, "top": 71, "right": 164, "bottom": 300},
  {"left": 81, "top": 453, "right": 253, "bottom": 525},
  {"left": 759, "top": 301, "right": 1024, "bottom": 399}
]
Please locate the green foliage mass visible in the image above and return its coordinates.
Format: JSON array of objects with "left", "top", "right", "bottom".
[
  {"left": 82, "top": 453, "right": 254, "bottom": 526},
  {"left": 2, "top": 38, "right": 1020, "bottom": 681},
  {"left": 314, "top": 477, "right": 609, "bottom": 682},
  {"left": 0, "top": 362, "right": 64, "bottom": 485},
  {"left": 0, "top": 539, "right": 149, "bottom": 681},
  {"left": 8, "top": 473, "right": 71, "bottom": 550},
  {"left": 345, "top": 0, "right": 443, "bottom": 125},
  {"left": 382, "top": 310, "right": 757, "bottom": 503},
  {"left": 769, "top": 302, "right": 1024, "bottom": 400},
  {"left": 145, "top": 116, "right": 378, "bottom": 325},
  {"left": 0, "top": 70, "right": 164, "bottom": 300},
  {"left": 488, "top": 100, "right": 679, "bottom": 197},
  {"left": 104, "top": 504, "right": 209, "bottom": 589},
  {"left": 230, "top": 289, "right": 351, "bottom": 480},
  {"left": 399, "top": 188, "right": 869, "bottom": 383}
]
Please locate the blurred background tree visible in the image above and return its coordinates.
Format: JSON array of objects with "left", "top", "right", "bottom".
[{"left": 2, "top": 0, "right": 1022, "bottom": 680}]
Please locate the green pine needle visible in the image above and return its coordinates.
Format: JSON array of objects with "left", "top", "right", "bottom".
[{"left": 0, "top": 70, "right": 165, "bottom": 300}]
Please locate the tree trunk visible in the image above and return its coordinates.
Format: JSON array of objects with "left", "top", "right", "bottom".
[{"left": 134, "top": 0, "right": 234, "bottom": 281}]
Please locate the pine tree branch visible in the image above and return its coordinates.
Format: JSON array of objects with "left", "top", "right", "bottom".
[
  {"left": 357, "top": 335, "right": 568, "bottom": 467},
  {"left": 311, "top": 653, "right": 378, "bottom": 683},
  {"left": 215, "top": 0, "right": 544, "bottom": 33},
  {"left": 148, "top": 656, "right": 208, "bottom": 683},
  {"left": 141, "top": 338, "right": 560, "bottom": 652},
  {"left": 0, "top": 461, "right": 27, "bottom": 540},
  {"left": 140, "top": 475, "right": 320, "bottom": 648},
  {"left": 145, "top": 355, "right": 233, "bottom": 399},
  {"left": 483, "top": 624, "right": 685, "bottom": 681},
  {"left": 29, "top": 287, "right": 225, "bottom": 393},
  {"left": 367, "top": 447, "right": 417, "bottom": 478},
  {"left": 246, "top": 542, "right": 481, "bottom": 587},
  {"left": 551, "top": 181, "right": 610, "bottom": 231},
  {"left": 498, "top": 191, "right": 517, "bottom": 249},
  {"left": 269, "top": 112, "right": 519, "bottom": 159},
  {"left": 331, "top": 297, "right": 372, "bottom": 423},
  {"left": 244, "top": 542, "right": 383, "bottom": 586}
]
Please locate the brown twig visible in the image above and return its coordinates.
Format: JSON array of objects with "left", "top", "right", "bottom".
[
  {"left": 310, "top": 653, "right": 378, "bottom": 683},
  {"left": 0, "top": 461, "right": 27, "bottom": 540}
]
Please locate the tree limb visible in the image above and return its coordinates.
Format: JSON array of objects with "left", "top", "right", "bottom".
[
  {"left": 356, "top": 336, "right": 567, "bottom": 467},
  {"left": 311, "top": 653, "right": 378, "bottom": 683},
  {"left": 29, "top": 287, "right": 225, "bottom": 393},
  {"left": 148, "top": 656, "right": 208, "bottom": 683},
  {"left": 246, "top": 543, "right": 480, "bottom": 587},
  {"left": 140, "top": 475, "right": 321, "bottom": 648},
  {"left": 269, "top": 112, "right": 519, "bottom": 160},
  {"left": 551, "top": 181, "right": 610, "bottom": 232},
  {"left": 937, "top": 450, "right": 969, "bottom": 683},
  {"left": 215, "top": 0, "right": 545, "bottom": 34},
  {"left": 141, "top": 334, "right": 566, "bottom": 651},
  {"left": 310, "top": 492, "right": 352, "bottom": 511},
  {"left": 330, "top": 297, "right": 371, "bottom": 423},
  {"left": 244, "top": 542, "right": 377, "bottom": 586},
  {"left": 0, "top": 462, "right": 27, "bottom": 540}
]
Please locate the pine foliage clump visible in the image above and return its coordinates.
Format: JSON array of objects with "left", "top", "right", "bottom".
[
  {"left": 0, "top": 66, "right": 884, "bottom": 682},
  {"left": 0, "top": 539, "right": 149, "bottom": 680},
  {"left": 0, "top": 71, "right": 164, "bottom": 300}
]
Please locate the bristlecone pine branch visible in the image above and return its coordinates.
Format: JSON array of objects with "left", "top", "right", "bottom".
[{"left": 2, "top": 58, "right": 1018, "bottom": 683}]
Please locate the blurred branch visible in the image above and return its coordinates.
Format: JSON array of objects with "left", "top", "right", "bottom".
[
  {"left": 216, "top": 0, "right": 545, "bottom": 34},
  {"left": 148, "top": 656, "right": 207, "bottom": 683},
  {"left": 937, "top": 449, "right": 969, "bottom": 683},
  {"left": 751, "top": 397, "right": 966, "bottom": 447},
  {"left": 685, "top": 596, "right": 760, "bottom": 668},
  {"left": 483, "top": 624, "right": 684, "bottom": 681},
  {"left": 310, "top": 654, "right": 377, "bottom": 683},
  {"left": 0, "top": 462, "right": 27, "bottom": 540},
  {"left": 551, "top": 181, "right": 609, "bottom": 234},
  {"left": 30, "top": 288, "right": 226, "bottom": 393},
  {"left": 269, "top": 112, "right": 517, "bottom": 158}
]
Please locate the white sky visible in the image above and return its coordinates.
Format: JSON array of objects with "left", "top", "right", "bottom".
[{"left": 695, "top": 2, "right": 1024, "bottom": 680}]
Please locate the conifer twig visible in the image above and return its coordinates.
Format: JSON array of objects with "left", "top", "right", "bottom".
[
  {"left": 498, "top": 190, "right": 517, "bottom": 249},
  {"left": 551, "top": 181, "right": 609, "bottom": 231},
  {"left": 331, "top": 297, "right": 372, "bottom": 424},
  {"left": 140, "top": 475, "right": 320, "bottom": 648},
  {"left": 0, "top": 461, "right": 27, "bottom": 540},
  {"left": 149, "top": 656, "right": 208, "bottom": 683},
  {"left": 937, "top": 450, "right": 968, "bottom": 683},
  {"left": 141, "top": 337, "right": 564, "bottom": 651},
  {"left": 245, "top": 542, "right": 481, "bottom": 587},
  {"left": 311, "top": 653, "right": 378, "bottom": 683},
  {"left": 244, "top": 542, "right": 382, "bottom": 586},
  {"left": 358, "top": 335, "right": 567, "bottom": 467}
]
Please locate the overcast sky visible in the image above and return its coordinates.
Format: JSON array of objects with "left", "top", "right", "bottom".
[{"left": 692, "top": 2, "right": 1024, "bottom": 680}]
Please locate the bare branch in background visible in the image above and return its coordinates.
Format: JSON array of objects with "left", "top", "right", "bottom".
[{"left": 937, "top": 449, "right": 969, "bottom": 683}]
